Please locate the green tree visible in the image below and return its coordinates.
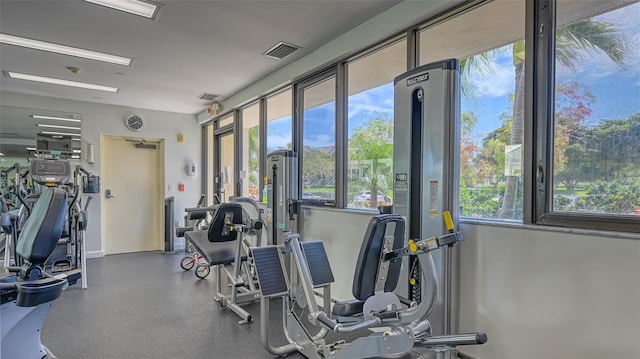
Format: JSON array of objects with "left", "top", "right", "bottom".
[
  {"left": 460, "top": 111, "right": 481, "bottom": 187},
  {"left": 349, "top": 116, "right": 393, "bottom": 208},
  {"left": 303, "top": 147, "right": 334, "bottom": 188}
]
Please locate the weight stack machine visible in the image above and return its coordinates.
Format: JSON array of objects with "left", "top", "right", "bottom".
[
  {"left": 265, "top": 150, "right": 300, "bottom": 244},
  {"left": 392, "top": 59, "right": 461, "bottom": 340}
]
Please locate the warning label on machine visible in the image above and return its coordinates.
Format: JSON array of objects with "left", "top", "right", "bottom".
[{"left": 429, "top": 180, "right": 438, "bottom": 216}]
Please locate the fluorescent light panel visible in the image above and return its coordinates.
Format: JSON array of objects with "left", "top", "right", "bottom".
[
  {"left": 26, "top": 147, "right": 36, "bottom": 151},
  {"left": 83, "top": 0, "right": 158, "bottom": 19},
  {"left": 7, "top": 72, "right": 118, "bottom": 93},
  {"left": 73, "top": 150, "right": 82, "bottom": 153},
  {"left": 0, "top": 33, "right": 131, "bottom": 66},
  {"left": 41, "top": 131, "right": 82, "bottom": 137},
  {"left": 71, "top": 155, "right": 80, "bottom": 159},
  {"left": 31, "top": 115, "right": 81, "bottom": 123},
  {"left": 37, "top": 124, "right": 81, "bottom": 131}
]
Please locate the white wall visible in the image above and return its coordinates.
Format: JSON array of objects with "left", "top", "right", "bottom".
[
  {"left": 303, "top": 212, "right": 640, "bottom": 359},
  {"left": 300, "top": 207, "right": 376, "bottom": 301},
  {"left": 456, "top": 223, "right": 640, "bottom": 359},
  {"left": 0, "top": 91, "right": 202, "bottom": 255}
]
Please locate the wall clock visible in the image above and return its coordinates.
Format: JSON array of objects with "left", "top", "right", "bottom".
[{"left": 125, "top": 115, "right": 144, "bottom": 131}]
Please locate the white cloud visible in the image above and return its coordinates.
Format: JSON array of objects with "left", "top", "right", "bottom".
[
  {"left": 468, "top": 63, "right": 515, "bottom": 98},
  {"left": 266, "top": 133, "right": 290, "bottom": 149},
  {"left": 304, "top": 134, "right": 333, "bottom": 148},
  {"left": 348, "top": 103, "right": 393, "bottom": 119}
]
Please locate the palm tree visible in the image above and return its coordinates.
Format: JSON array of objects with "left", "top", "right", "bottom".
[{"left": 496, "top": 18, "right": 626, "bottom": 219}]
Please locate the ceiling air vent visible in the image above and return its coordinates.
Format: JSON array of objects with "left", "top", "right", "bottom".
[
  {"left": 197, "top": 93, "right": 219, "bottom": 101},
  {"left": 263, "top": 41, "right": 301, "bottom": 60}
]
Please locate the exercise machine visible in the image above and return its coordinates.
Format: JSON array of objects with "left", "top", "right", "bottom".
[
  {"left": 182, "top": 197, "right": 266, "bottom": 324},
  {"left": 392, "top": 59, "right": 461, "bottom": 339},
  {"left": 0, "top": 187, "right": 81, "bottom": 358},
  {"left": 252, "top": 212, "right": 485, "bottom": 359},
  {"left": 250, "top": 59, "right": 486, "bottom": 358},
  {"left": 29, "top": 158, "right": 97, "bottom": 289}
]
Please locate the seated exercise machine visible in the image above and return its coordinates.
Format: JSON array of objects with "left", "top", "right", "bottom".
[
  {"left": 182, "top": 197, "right": 266, "bottom": 324},
  {"left": 251, "top": 59, "right": 485, "bottom": 358},
  {"left": 252, "top": 212, "right": 486, "bottom": 359},
  {"left": 0, "top": 187, "right": 81, "bottom": 358}
]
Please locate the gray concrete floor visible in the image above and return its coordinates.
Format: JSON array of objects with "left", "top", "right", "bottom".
[{"left": 41, "top": 251, "right": 427, "bottom": 359}]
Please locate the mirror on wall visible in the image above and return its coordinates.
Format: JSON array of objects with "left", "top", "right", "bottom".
[{"left": 0, "top": 105, "right": 82, "bottom": 169}]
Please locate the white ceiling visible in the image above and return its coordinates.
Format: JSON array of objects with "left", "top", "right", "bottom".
[{"left": 0, "top": 0, "right": 401, "bottom": 115}]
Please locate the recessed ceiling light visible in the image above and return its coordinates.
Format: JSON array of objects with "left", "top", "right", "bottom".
[
  {"left": 26, "top": 147, "right": 37, "bottom": 151},
  {"left": 71, "top": 155, "right": 80, "bottom": 159},
  {"left": 0, "top": 33, "right": 132, "bottom": 66},
  {"left": 83, "top": 0, "right": 159, "bottom": 19},
  {"left": 6, "top": 72, "right": 118, "bottom": 93},
  {"left": 31, "top": 115, "right": 81, "bottom": 123},
  {"left": 41, "top": 131, "right": 82, "bottom": 137},
  {"left": 72, "top": 138, "right": 81, "bottom": 142},
  {"left": 37, "top": 124, "right": 82, "bottom": 131},
  {"left": 73, "top": 150, "right": 82, "bottom": 153},
  {"left": 0, "top": 153, "right": 4, "bottom": 156}
]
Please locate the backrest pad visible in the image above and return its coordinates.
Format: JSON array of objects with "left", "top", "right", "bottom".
[
  {"left": 352, "top": 214, "right": 405, "bottom": 300},
  {"left": 16, "top": 187, "right": 68, "bottom": 264},
  {"left": 207, "top": 203, "right": 245, "bottom": 242}
]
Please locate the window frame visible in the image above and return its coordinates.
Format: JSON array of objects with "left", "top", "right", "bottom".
[
  {"left": 294, "top": 67, "right": 339, "bottom": 207},
  {"left": 531, "top": 0, "right": 640, "bottom": 232}
]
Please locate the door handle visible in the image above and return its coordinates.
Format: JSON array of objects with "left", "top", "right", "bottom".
[{"left": 105, "top": 189, "right": 116, "bottom": 199}]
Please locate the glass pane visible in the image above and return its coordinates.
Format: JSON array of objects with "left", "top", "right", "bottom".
[
  {"left": 302, "top": 76, "right": 336, "bottom": 200},
  {"left": 553, "top": 0, "right": 640, "bottom": 215},
  {"left": 419, "top": 0, "right": 525, "bottom": 221},
  {"left": 219, "top": 114, "right": 233, "bottom": 128},
  {"left": 219, "top": 132, "right": 234, "bottom": 203},
  {"left": 206, "top": 124, "right": 215, "bottom": 206},
  {"left": 266, "top": 88, "right": 292, "bottom": 153},
  {"left": 347, "top": 40, "right": 406, "bottom": 209},
  {"left": 241, "top": 103, "right": 260, "bottom": 200}
]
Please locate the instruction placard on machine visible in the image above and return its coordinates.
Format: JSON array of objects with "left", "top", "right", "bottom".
[{"left": 394, "top": 173, "right": 408, "bottom": 216}]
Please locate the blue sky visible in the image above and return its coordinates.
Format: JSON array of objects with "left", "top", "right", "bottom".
[{"left": 268, "top": 2, "right": 639, "bottom": 150}]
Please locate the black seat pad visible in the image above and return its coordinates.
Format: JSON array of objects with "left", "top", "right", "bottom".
[
  {"left": 332, "top": 299, "right": 365, "bottom": 317},
  {"left": 185, "top": 230, "right": 247, "bottom": 266}
]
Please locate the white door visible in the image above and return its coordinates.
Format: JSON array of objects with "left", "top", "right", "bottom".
[{"left": 102, "top": 136, "right": 163, "bottom": 254}]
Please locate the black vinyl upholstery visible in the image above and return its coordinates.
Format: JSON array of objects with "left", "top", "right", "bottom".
[
  {"left": 16, "top": 188, "right": 68, "bottom": 265},
  {"left": 207, "top": 203, "right": 244, "bottom": 242},
  {"left": 352, "top": 214, "right": 405, "bottom": 300},
  {"left": 332, "top": 214, "right": 404, "bottom": 317}
]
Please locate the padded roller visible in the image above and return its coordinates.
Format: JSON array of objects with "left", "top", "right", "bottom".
[
  {"left": 301, "top": 241, "right": 334, "bottom": 287},
  {"left": 251, "top": 246, "right": 288, "bottom": 297}
]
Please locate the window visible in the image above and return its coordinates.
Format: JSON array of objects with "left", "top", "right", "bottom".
[
  {"left": 299, "top": 74, "right": 337, "bottom": 201},
  {"left": 549, "top": 0, "right": 640, "bottom": 218},
  {"left": 418, "top": 0, "right": 526, "bottom": 221},
  {"left": 240, "top": 102, "right": 260, "bottom": 200},
  {"left": 346, "top": 39, "right": 406, "bottom": 209},
  {"left": 219, "top": 114, "right": 233, "bottom": 128},
  {"left": 266, "top": 88, "right": 292, "bottom": 153}
]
